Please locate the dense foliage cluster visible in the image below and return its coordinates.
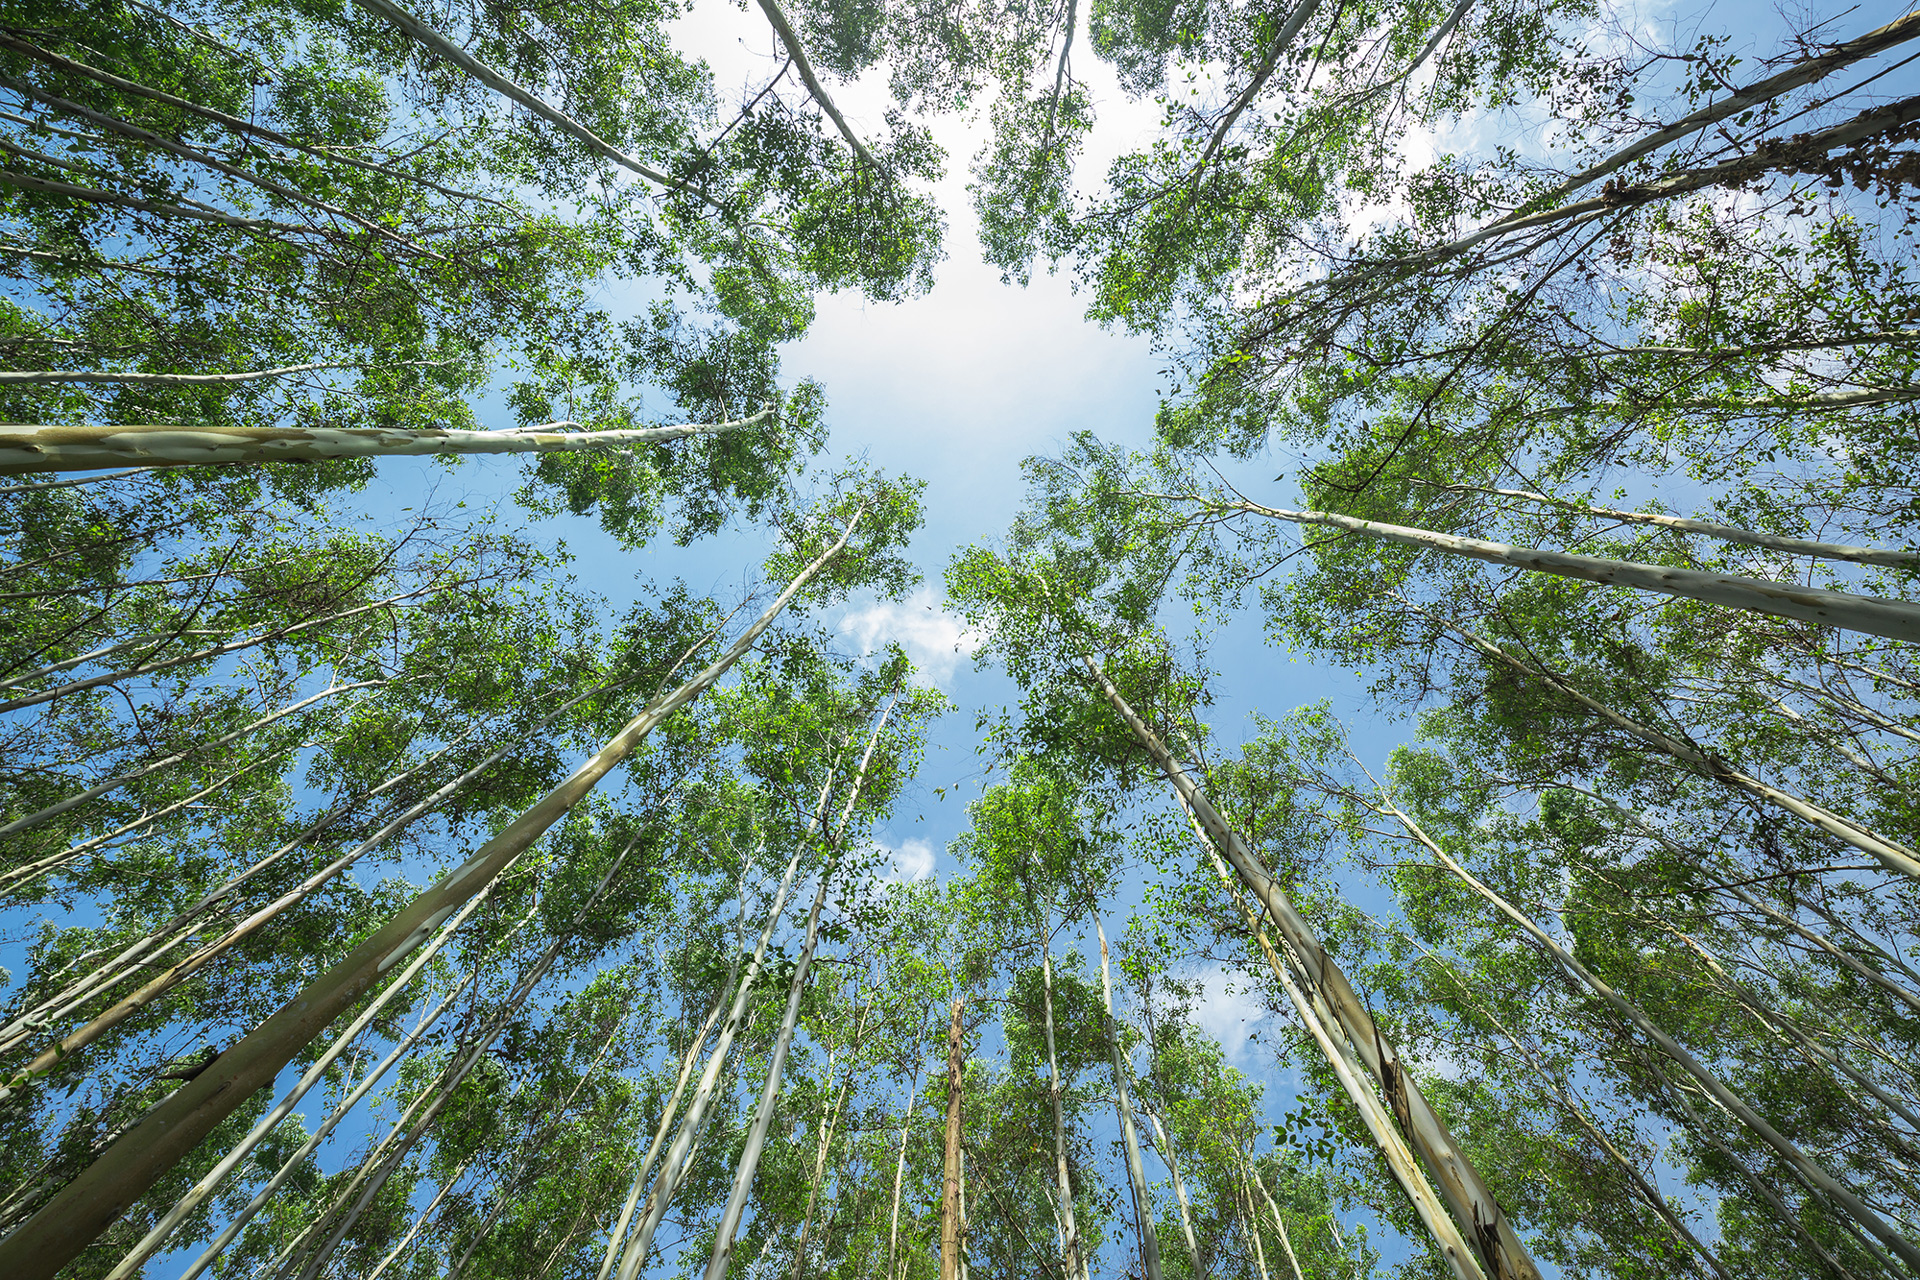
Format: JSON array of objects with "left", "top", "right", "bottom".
[{"left": 3, "top": 0, "right": 1918, "bottom": 1278}]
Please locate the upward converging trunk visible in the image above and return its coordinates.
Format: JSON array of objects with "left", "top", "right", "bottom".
[
  {"left": 702, "top": 694, "right": 902, "bottom": 1279},
  {"left": 1085, "top": 656, "right": 1535, "bottom": 1280},
  {"left": 1040, "top": 944, "right": 1086, "bottom": 1280},
  {"left": 0, "top": 506, "right": 867, "bottom": 1280},
  {"left": 1197, "top": 495, "right": 1920, "bottom": 643},
  {"left": 1093, "top": 916, "right": 1163, "bottom": 1280},
  {"left": 941, "top": 996, "right": 966, "bottom": 1280},
  {"left": 0, "top": 410, "right": 769, "bottom": 475},
  {"left": 1379, "top": 803, "right": 1920, "bottom": 1273}
]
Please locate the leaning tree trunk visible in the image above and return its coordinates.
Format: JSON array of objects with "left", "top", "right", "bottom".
[
  {"left": 1420, "top": 609, "right": 1920, "bottom": 882},
  {"left": 1086, "top": 656, "right": 1530, "bottom": 1280},
  {"left": 0, "top": 410, "right": 769, "bottom": 474},
  {"left": 1179, "top": 793, "right": 1485, "bottom": 1280},
  {"left": 0, "top": 505, "right": 867, "bottom": 1280},
  {"left": 1210, "top": 496, "right": 1920, "bottom": 643},
  {"left": 1379, "top": 801, "right": 1920, "bottom": 1272}
]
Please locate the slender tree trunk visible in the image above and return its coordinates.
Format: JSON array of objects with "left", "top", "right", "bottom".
[
  {"left": 792, "top": 1002, "right": 871, "bottom": 1280},
  {"left": 941, "top": 997, "right": 965, "bottom": 1280},
  {"left": 1393, "top": 926, "right": 1731, "bottom": 1280},
  {"left": 616, "top": 734, "right": 866, "bottom": 1280},
  {"left": 1143, "top": 1110, "right": 1203, "bottom": 1273},
  {"left": 0, "top": 579, "right": 467, "bottom": 714},
  {"left": 1040, "top": 945, "right": 1086, "bottom": 1280},
  {"left": 1421, "top": 482, "right": 1920, "bottom": 568},
  {"left": 1207, "top": 495, "right": 1920, "bottom": 643},
  {"left": 0, "top": 507, "right": 867, "bottom": 1280},
  {"left": 1247, "top": 1163, "right": 1306, "bottom": 1280},
  {"left": 0, "top": 412, "right": 766, "bottom": 475},
  {"left": 1, "top": 676, "right": 621, "bottom": 1091},
  {"left": 0, "top": 677, "right": 382, "bottom": 837},
  {"left": 595, "top": 978, "right": 738, "bottom": 1280},
  {"left": 1093, "top": 916, "right": 1163, "bottom": 1280},
  {"left": 886, "top": 1058, "right": 923, "bottom": 1280},
  {"left": 1380, "top": 802, "right": 1920, "bottom": 1271},
  {"left": 1088, "top": 657, "right": 1526, "bottom": 1280},
  {"left": 1424, "top": 611, "right": 1920, "bottom": 882},
  {"left": 104, "top": 850, "right": 545, "bottom": 1277},
  {"left": 701, "top": 693, "right": 901, "bottom": 1279}
]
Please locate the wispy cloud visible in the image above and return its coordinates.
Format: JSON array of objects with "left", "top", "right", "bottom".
[
  {"left": 1189, "top": 964, "right": 1268, "bottom": 1067},
  {"left": 838, "top": 588, "right": 980, "bottom": 685},
  {"left": 875, "top": 837, "right": 936, "bottom": 881}
]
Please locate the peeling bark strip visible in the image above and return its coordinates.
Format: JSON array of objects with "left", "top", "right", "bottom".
[
  {"left": 1082, "top": 657, "right": 1538, "bottom": 1280},
  {"left": 0, "top": 507, "right": 865, "bottom": 1280},
  {"left": 0, "top": 410, "right": 769, "bottom": 475},
  {"left": 1216, "top": 498, "right": 1920, "bottom": 643}
]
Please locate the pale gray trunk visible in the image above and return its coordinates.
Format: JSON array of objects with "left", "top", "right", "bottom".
[
  {"left": 0, "top": 678, "right": 381, "bottom": 838},
  {"left": 886, "top": 1059, "right": 924, "bottom": 1280},
  {"left": 702, "top": 694, "right": 901, "bottom": 1278},
  {"left": 752, "top": 0, "right": 881, "bottom": 169},
  {"left": 108, "top": 853, "right": 545, "bottom": 1278},
  {"left": 1040, "top": 947, "right": 1086, "bottom": 1280},
  {"left": 1, "top": 677, "right": 620, "bottom": 1089},
  {"left": 1090, "top": 658, "right": 1521, "bottom": 1280},
  {"left": 595, "top": 962, "right": 741, "bottom": 1280},
  {"left": 1093, "top": 916, "right": 1163, "bottom": 1280},
  {"left": 1143, "top": 1110, "right": 1202, "bottom": 1272},
  {"left": 1246, "top": 1162, "right": 1306, "bottom": 1280},
  {"left": 1422, "top": 482, "right": 1920, "bottom": 568},
  {"left": 0, "top": 506, "right": 866, "bottom": 1280},
  {"left": 1429, "top": 616, "right": 1920, "bottom": 882},
  {"left": 1383, "top": 802, "right": 1920, "bottom": 1271},
  {"left": 1225, "top": 496, "right": 1920, "bottom": 643}
]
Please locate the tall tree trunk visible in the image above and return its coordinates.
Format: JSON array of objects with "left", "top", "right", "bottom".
[
  {"left": 792, "top": 1002, "right": 871, "bottom": 1280},
  {"left": 1379, "top": 801, "right": 1920, "bottom": 1272},
  {"left": 1181, "top": 793, "right": 1485, "bottom": 1280},
  {"left": 886, "top": 1058, "right": 923, "bottom": 1280},
  {"left": 941, "top": 997, "right": 965, "bottom": 1280},
  {"left": 1040, "top": 945, "right": 1086, "bottom": 1280},
  {"left": 617, "top": 709, "right": 879, "bottom": 1280},
  {"left": 702, "top": 692, "right": 900, "bottom": 1278},
  {"left": 0, "top": 673, "right": 629, "bottom": 1092},
  {"left": 0, "top": 411, "right": 767, "bottom": 475},
  {"left": 1143, "top": 1110, "right": 1203, "bottom": 1273},
  {"left": 1420, "top": 482, "right": 1920, "bottom": 568},
  {"left": 1087, "top": 656, "right": 1530, "bottom": 1280},
  {"left": 1246, "top": 1162, "right": 1306, "bottom": 1280},
  {"left": 1093, "top": 916, "right": 1163, "bottom": 1280},
  {"left": 1423, "top": 610, "right": 1920, "bottom": 882},
  {"left": 595, "top": 970, "right": 739, "bottom": 1280},
  {"left": 1206, "top": 495, "right": 1920, "bottom": 643},
  {"left": 103, "top": 851, "right": 544, "bottom": 1277},
  {"left": 0, "top": 506, "right": 867, "bottom": 1280}
]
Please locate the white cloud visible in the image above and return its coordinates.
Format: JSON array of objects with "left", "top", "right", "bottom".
[
  {"left": 838, "top": 588, "right": 981, "bottom": 684},
  {"left": 1191, "top": 964, "right": 1266, "bottom": 1067},
  {"left": 876, "top": 837, "right": 936, "bottom": 882}
]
